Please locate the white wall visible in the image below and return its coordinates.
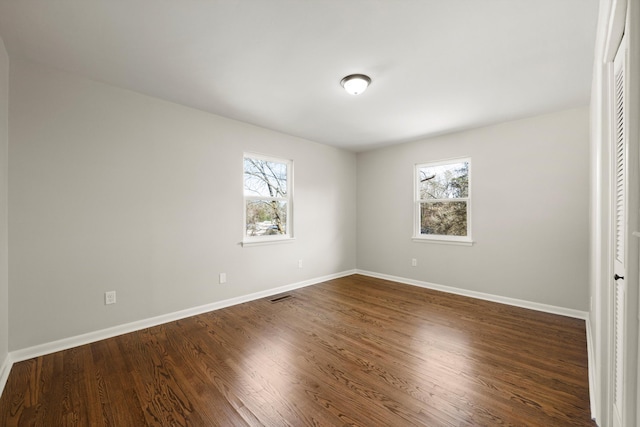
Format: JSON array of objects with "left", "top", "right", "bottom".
[
  {"left": 0, "top": 37, "right": 9, "bottom": 375},
  {"left": 357, "top": 107, "right": 590, "bottom": 311},
  {"left": 8, "top": 58, "right": 357, "bottom": 351},
  {"left": 4, "top": 53, "right": 590, "bottom": 360}
]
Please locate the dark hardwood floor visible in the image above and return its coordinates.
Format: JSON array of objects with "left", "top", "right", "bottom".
[{"left": 0, "top": 274, "right": 595, "bottom": 426}]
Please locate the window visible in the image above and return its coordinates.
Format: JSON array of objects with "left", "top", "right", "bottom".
[
  {"left": 414, "top": 158, "right": 471, "bottom": 244},
  {"left": 243, "top": 154, "right": 293, "bottom": 243}
]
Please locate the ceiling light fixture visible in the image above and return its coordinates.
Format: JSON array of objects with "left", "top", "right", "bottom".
[{"left": 340, "top": 74, "right": 371, "bottom": 95}]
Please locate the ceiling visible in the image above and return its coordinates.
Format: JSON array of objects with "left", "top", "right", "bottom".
[{"left": 0, "top": 0, "right": 599, "bottom": 152}]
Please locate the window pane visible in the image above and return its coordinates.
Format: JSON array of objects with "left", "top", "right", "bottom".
[
  {"left": 419, "top": 161, "right": 468, "bottom": 199},
  {"left": 244, "top": 158, "right": 288, "bottom": 198},
  {"left": 245, "top": 200, "right": 287, "bottom": 236},
  {"left": 420, "top": 201, "right": 467, "bottom": 236}
]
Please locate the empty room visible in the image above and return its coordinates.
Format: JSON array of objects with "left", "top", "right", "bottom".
[{"left": 0, "top": 0, "right": 638, "bottom": 426}]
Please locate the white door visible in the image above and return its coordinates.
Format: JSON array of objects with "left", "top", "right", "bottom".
[{"left": 611, "top": 33, "right": 627, "bottom": 427}]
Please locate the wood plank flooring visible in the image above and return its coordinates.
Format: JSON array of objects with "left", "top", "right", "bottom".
[{"left": 0, "top": 274, "right": 595, "bottom": 426}]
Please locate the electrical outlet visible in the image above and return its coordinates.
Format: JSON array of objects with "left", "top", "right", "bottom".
[
  {"left": 219, "top": 273, "right": 227, "bottom": 284},
  {"left": 105, "top": 291, "right": 116, "bottom": 305},
  {"left": 298, "top": 259, "right": 303, "bottom": 268},
  {"left": 411, "top": 258, "right": 417, "bottom": 267}
]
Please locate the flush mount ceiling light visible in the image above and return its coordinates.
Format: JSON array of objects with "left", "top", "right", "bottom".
[{"left": 340, "top": 74, "right": 371, "bottom": 95}]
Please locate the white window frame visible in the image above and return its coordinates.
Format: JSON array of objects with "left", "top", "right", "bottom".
[
  {"left": 242, "top": 153, "right": 294, "bottom": 246},
  {"left": 412, "top": 157, "right": 473, "bottom": 246}
]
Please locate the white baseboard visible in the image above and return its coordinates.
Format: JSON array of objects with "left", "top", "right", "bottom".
[
  {"left": 585, "top": 315, "right": 597, "bottom": 421},
  {"left": 8, "top": 269, "right": 356, "bottom": 366},
  {"left": 3, "top": 268, "right": 590, "bottom": 400},
  {"left": 0, "top": 353, "right": 12, "bottom": 400},
  {"left": 356, "top": 270, "right": 589, "bottom": 320}
]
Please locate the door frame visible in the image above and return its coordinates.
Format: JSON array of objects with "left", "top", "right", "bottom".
[
  {"left": 608, "top": 31, "right": 636, "bottom": 427},
  {"left": 592, "top": 0, "right": 640, "bottom": 425},
  {"left": 601, "top": 1, "right": 640, "bottom": 426}
]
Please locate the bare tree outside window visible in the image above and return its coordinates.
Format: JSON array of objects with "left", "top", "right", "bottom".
[
  {"left": 244, "top": 156, "right": 291, "bottom": 238},
  {"left": 416, "top": 160, "right": 470, "bottom": 240}
]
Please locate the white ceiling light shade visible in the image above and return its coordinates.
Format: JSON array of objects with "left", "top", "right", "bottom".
[{"left": 340, "top": 74, "right": 371, "bottom": 95}]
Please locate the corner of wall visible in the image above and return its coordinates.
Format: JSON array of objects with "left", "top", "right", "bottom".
[{"left": 0, "top": 33, "right": 10, "bottom": 400}]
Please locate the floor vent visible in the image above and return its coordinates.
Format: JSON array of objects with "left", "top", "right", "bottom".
[{"left": 269, "top": 294, "right": 293, "bottom": 303}]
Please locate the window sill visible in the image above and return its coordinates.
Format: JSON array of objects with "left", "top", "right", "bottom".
[
  {"left": 412, "top": 237, "right": 474, "bottom": 246},
  {"left": 241, "top": 238, "right": 296, "bottom": 247}
]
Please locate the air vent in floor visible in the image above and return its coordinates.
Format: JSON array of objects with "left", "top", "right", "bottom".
[{"left": 269, "top": 294, "right": 293, "bottom": 303}]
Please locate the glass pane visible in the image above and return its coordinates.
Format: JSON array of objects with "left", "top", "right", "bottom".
[
  {"left": 244, "top": 157, "right": 288, "bottom": 198},
  {"left": 420, "top": 201, "right": 467, "bottom": 236},
  {"left": 245, "top": 200, "right": 287, "bottom": 237},
  {"left": 419, "top": 161, "right": 468, "bottom": 200}
]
